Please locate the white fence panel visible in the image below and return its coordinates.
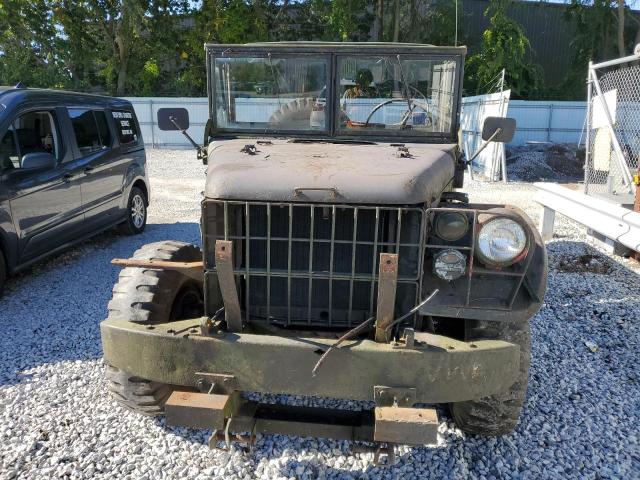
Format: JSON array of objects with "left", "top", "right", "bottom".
[
  {"left": 123, "top": 97, "right": 208, "bottom": 148},
  {"left": 460, "top": 91, "right": 510, "bottom": 179},
  {"left": 123, "top": 97, "right": 588, "bottom": 149},
  {"left": 507, "top": 101, "right": 586, "bottom": 145}
]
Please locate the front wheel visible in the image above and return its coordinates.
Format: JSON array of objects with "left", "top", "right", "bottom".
[
  {"left": 105, "top": 240, "right": 204, "bottom": 415},
  {"left": 120, "top": 186, "right": 147, "bottom": 235},
  {"left": 449, "top": 319, "right": 531, "bottom": 436}
]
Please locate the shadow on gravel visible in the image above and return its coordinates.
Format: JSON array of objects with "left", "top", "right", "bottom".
[{"left": 0, "top": 222, "right": 201, "bottom": 387}]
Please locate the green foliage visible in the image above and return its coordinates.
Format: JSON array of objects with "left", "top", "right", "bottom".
[
  {"left": 399, "top": 0, "right": 464, "bottom": 46},
  {"left": 326, "top": 0, "right": 373, "bottom": 41},
  {"left": 0, "top": 0, "right": 67, "bottom": 88},
  {"left": 0, "top": 0, "right": 579, "bottom": 100},
  {"left": 465, "top": 0, "right": 542, "bottom": 99}
]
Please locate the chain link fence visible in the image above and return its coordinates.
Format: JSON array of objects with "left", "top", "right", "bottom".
[{"left": 585, "top": 58, "right": 640, "bottom": 202}]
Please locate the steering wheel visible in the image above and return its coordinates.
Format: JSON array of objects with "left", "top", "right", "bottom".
[{"left": 364, "top": 98, "right": 432, "bottom": 128}]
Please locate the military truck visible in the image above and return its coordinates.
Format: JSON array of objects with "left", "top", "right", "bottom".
[{"left": 102, "top": 43, "right": 547, "bottom": 451}]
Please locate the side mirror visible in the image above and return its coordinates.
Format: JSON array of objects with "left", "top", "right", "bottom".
[
  {"left": 157, "top": 107, "right": 201, "bottom": 154},
  {"left": 21, "top": 152, "right": 56, "bottom": 170},
  {"left": 157, "top": 108, "right": 190, "bottom": 131},
  {"left": 482, "top": 117, "right": 516, "bottom": 143}
]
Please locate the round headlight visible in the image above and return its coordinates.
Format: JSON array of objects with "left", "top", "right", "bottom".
[
  {"left": 476, "top": 217, "right": 528, "bottom": 266},
  {"left": 434, "top": 212, "right": 469, "bottom": 242},
  {"left": 434, "top": 249, "right": 467, "bottom": 281}
]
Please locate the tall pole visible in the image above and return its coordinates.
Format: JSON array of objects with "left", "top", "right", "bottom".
[
  {"left": 584, "top": 62, "right": 593, "bottom": 194},
  {"left": 455, "top": 0, "right": 458, "bottom": 47},
  {"left": 499, "top": 69, "right": 508, "bottom": 183}
]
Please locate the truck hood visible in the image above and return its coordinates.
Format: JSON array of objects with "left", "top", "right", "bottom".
[{"left": 204, "top": 139, "right": 456, "bottom": 204}]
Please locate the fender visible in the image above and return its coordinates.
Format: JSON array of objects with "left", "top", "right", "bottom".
[{"left": 120, "top": 159, "right": 150, "bottom": 210}]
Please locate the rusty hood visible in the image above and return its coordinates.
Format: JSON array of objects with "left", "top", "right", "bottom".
[{"left": 204, "top": 139, "right": 456, "bottom": 204}]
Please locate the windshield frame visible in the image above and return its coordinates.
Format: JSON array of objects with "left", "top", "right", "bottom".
[{"left": 206, "top": 44, "right": 465, "bottom": 143}]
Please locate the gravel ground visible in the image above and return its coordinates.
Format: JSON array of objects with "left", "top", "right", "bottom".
[{"left": 1, "top": 149, "right": 639, "bottom": 480}]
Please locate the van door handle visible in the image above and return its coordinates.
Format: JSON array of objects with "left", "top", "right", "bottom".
[{"left": 84, "top": 166, "right": 94, "bottom": 174}]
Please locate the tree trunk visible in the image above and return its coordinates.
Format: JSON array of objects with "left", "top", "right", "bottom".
[
  {"left": 392, "top": 0, "right": 400, "bottom": 42},
  {"left": 408, "top": 0, "right": 419, "bottom": 42},
  {"left": 374, "top": 0, "right": 384, "bottom": 41},
  {"left": 115, "top": 34, "right": 128, "bottom": 96},
  {"left": 116, "top": 63, "right": 127, "bottom": 96},
  {"left": 617, "top": 0, "right": 626, "bottom": 57}
]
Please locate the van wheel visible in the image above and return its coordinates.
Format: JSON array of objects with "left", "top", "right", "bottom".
[
  {"left": 106, "top": 241, "right": 203, "bottom": 415},
  {"left": 120, "top": 186, "right": 147, "bottom": 235},
  {"left": 449, "top": 319, "right": 530, "bottom": 436}
]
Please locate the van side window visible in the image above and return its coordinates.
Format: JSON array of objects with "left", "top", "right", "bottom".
[
  {"left": 69, "top": 109, "right": 111, "bottom": 155},
  {"left": 0, "top": 126, "right": 20, "bottom": 170},
  {"left": 111, "top": 110, "right": 139, "bottom": 146},
  {"left": 13, "top": 111, "right": 59, "bottom": 167}
]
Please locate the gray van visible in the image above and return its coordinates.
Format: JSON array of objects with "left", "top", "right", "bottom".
[{"left": 0, "top": 87, "right": 150, "bottom": 293}]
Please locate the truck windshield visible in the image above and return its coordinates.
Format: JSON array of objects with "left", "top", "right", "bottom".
[
  {"left": 337, "top": 55, "right": 457, "bottom": 135},
  {"left": 214, "top": 56, "right": 328, "bottom": 131},
  {"left": 210, "top": 49, "right": 460, "bottom": 138}
]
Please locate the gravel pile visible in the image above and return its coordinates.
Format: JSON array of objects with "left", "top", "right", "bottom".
[
  {"left": 506, "top": 143, "right": 585, "bottom": 183},
  {"left": 1, "top": 149, "right": 638, "bottom": 479}
]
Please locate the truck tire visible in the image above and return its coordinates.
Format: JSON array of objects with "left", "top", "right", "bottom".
[
  {"left": 269, "top": 98, "right": 314, "bottom": 125},
  {"left": 106, "top": 365, "right": 172, "bottom": 416},
  {"left": 449, "top": 319, "right": 530, "bottom": 436},
  {"left": 106, "top": 241, "right": 203, "bottom": 416},
  {"left": 108, "top": 240, "right": 204, "bottom": 323}
]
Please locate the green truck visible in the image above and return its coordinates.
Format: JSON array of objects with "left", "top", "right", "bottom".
[{"left": 101, "top": 42, "right": 547, "bottom": 453}]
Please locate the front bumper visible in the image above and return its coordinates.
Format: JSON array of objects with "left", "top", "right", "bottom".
[{"left": 101, "top": 317, "right": 520, "bottom": 404}]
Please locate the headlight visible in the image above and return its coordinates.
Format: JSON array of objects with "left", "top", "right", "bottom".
[
  {"left": 476, "top": 217, "right": 528, "bottom": 266},
  {"left": 434, "top": 212, "right": 468, "bottom": 242},
  {"left": 434, "top": 249, "right": 467, "bottom": 281}
]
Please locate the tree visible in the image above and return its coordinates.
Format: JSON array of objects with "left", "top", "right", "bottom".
[
  {"left": 373, "top": 0, "right": 384, "bottom": 41},
  {"left": 53, "top": 1, "right": 102, "bottom": 91},
  {"left": 561, "top": 0, "right": 639, "bottom": 99},
  {"left": 465, "top": 0, "right": 542, "bottom": 99},
  {"left": 0, "top": 0, "right": 67, "bottom": 88},
  {"left": 92, "top": 0, "right": 146, "bottom": 95}
]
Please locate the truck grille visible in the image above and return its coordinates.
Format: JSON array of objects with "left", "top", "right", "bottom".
[{"left": 202, "top": 200, "right": 426, "bottom": 328}]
